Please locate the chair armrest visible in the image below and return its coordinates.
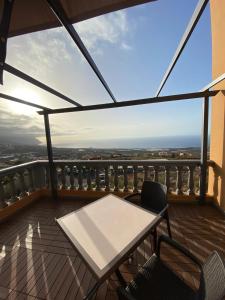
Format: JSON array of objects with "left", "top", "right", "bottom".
[
  {"left": 117, "top": 287, "right": 137, "bottom": 300},
  {"left": 123, "top": 193, "right": 141, "bottom": 205},
  {"left": 124, "top": 193, "right": 141, "bottom": 202},
  {"left": 157, "top": 235, "right": 202, "bottom": 269},
  {"left": 159, "top": 204, "right": 169, "bottom": 216}
]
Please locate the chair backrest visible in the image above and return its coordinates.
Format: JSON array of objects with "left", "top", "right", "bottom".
[
  {"left": 198, "top": 251, "right": 225, "bottom": 300},
  {"left": 140, "top": 181, "right": 167, "bottom": 213}
]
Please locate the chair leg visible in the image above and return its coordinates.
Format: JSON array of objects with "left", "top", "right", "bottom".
[
  {"left": 152, "top": 228, "right": 157, "bottom": 252},
  {"left": 128, "top": 253, "right": 134, "bottom": 264},
  {"left": 115, "top": 269, "right": 127, "bottom": 287},
  {"left": 165, "top": 211, "right": 172, "bottom": 238}
]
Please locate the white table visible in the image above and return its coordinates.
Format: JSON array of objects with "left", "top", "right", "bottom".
[{"left": 56, "top": 194, "right": 160, "bottom": 299}]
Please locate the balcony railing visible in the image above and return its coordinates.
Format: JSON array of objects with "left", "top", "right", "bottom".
[
  {"left": 0, "top": 161, "right": 46, "bottom": 208},
  {"left": 0, "top": 159, "right": 215, "bottom": 208}
]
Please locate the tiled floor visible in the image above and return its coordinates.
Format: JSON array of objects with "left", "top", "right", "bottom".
[{"left": 0, "top": 197, "right": 224, "bottom": 299}]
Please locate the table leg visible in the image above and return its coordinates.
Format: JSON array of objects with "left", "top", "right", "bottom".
[
  {"left": 115, "top": 269, "right": 127, "bottom": 287},
  {"left": 83, "top": 281, "right": 101, "bottom": 300}
]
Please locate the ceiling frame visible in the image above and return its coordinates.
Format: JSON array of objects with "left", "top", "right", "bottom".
[
  {"left": 4, "top": 63, "right": 82, "bottom": 107},
  {"left": 38, "top": 90, "right": 219, "bottom": 115},
  {"left": 155, "top": 0, "right": 209, "bottom": 97},
  {"left": 46, "top": 0, "right": 117, "bottom": 103}
]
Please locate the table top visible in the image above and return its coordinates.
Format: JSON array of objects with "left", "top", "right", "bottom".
[{"left": 56, "top": 194, "right": 160, "bottom": 280}]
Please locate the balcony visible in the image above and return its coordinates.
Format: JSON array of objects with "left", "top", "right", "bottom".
[
  {"left": 0, "top": 159, "right": 216, "bottom": 209},
  {"left": 0, "top": 0, "right": 225, "bottom": 298},
  {"left": 0, "top": 160, "right": 224, "bottom": 299}
]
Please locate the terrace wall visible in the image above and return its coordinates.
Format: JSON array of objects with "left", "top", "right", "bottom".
[{"left": 209, "top": 0, "right": 225, "bottom": 212}]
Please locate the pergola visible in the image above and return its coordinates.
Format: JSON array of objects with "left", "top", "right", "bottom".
[{"left": 0, "top": 0, "right": 224, "bottom": 202}]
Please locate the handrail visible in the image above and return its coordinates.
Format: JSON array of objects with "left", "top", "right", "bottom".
[
  {"left": 0, "top": 160, "right": 39, "bottom": 176},
  {"left": 50, "top": 159, "right": 201, "bottom": 164}
]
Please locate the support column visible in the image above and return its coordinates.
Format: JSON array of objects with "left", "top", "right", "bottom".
[
  {"left": 208, "top": 0, "right": 225, "bottom": 211},
  {"left": 0, "top": 0, "right": 15, "bottom": 84},
  {"left": 199, "top": 96, "right": 209, "bottom": 204},
  {"left": 43, "top": 113, "right": 57, "bottom": 200}
]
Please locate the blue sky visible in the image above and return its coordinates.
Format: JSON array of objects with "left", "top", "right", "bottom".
[{"left": 0, "top": 0, "right": 212, "bottom": 146}]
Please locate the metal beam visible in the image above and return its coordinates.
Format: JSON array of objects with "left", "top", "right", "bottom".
[
  {"left": 201, "top": 73, "right": 225, "bottom": 92},
  {"left": 4, "top": 63, "right": 82, "bottom": 107},
  {"left": 38, "top": 90, "right": 218, "bottom": 115},
  {"left": 46, "top": 0, "right": 117, "bottom": 103},
  {"left": 155, "top": 0, "right": 209, "bottom": 96},
  {"left": 43, "top": 114, "right": 58, "bottom": 200},
  {"left": 0, "top": 0, "right": 15, "bottom": 84},
  {"left": 0, "top": 92, "right": 51, "bottom": 110},
  {"left": 199, "top": 96, "right": 209, "bottom": 204}
]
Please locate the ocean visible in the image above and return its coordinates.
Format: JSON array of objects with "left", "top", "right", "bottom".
[{"left": 58, "top": 135, "right": 203, "bottom": 149}]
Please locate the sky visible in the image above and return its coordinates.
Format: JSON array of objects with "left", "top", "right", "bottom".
[{"left": 0, "top": 0, "right": 212, "bottom": 147}]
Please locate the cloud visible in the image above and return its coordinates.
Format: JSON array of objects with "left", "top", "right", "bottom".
[
  {"left": 121, "top": 42, "right": 132, "bottom": 51},
  {"left": 0, "top": 108, "right": 44, "bottom": 145},
  {"left": 6, "top": 9, "right": 133, "bottom": 84},
  {"left": 74, "top": 11, "right": 132, "bottom": 52},
  {"left": 0, "top": 106, "right": 86, "bottom": 145},
  {"left": 7, "top": 29, "right": 72, "bottom": 77},
  {"left": 49, "top": 124, "right": 94, "bottom": 136}
]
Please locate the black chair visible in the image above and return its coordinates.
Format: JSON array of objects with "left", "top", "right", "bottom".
[
  {"left": 125, "top": 181, "right": 172, "bottom": 248},
  {"left": 117, "top": 235, "right": 225, "bottom": 300}
]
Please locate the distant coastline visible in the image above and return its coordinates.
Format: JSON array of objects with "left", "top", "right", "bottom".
[
  {"left": 56, "top": 135, "right": 203, "bottom": 149},
  {"left": 0, "top": 138, "right": 202, "bottom": 170}
]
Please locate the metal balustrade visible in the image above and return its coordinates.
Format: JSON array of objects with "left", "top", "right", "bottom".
[{"left": 0, "top": 160, "right": 215, "bottom": 208}]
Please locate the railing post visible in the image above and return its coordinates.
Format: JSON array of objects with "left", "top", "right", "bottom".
[
  {"left": 154, "top": 166, "right": 159, "bottom": 182},
  {"left": 95, "top": 167, "right": 100, "bottom": 191},
  {"left": 78, "top": 165, "right": 83, "bottom": 190},
  {"left": 105, "top": 166, "right": 110, "bottom": 192},
  {"left": 19, "top": 171, "right": 27, "bottom": 197},
  {"left": 188, "top": 165, "right": 195, "bottom": 195},
  {"left": 69, "top": 165, "right": 75, "bottom": 190},
  {"left": 44, "top": 164, "right": 49, "bottom": 189},
  {"left": 149, "top": 166, "right": 154, "bottom": 181},
  {"left": 87, "top": 167, "right": 92, "bottom": 191},
  {"left": 28, "top": 168, "right": 35, "bottom": 192},
  {"left": 199, "top": 96, "right": 209, "bottom": 203},
  {"left": 0, "top": 178, "right": 7, "bottom": 208},
  {"left": 32, "top": 164, "right": 46, "bottom": 190},
  {"left": 176, "top": 166, "right": 183, "bottom": 195},
  {"left": 144, "top": 165, "right": 149, "bottom": 181},
  {"left": 165, "top": 166, "right": 170, "bottom": 192},
  {"left": 123, "top": 165, "right": 128, "bottom": 192},
  {"left": 9, "top": 174, "right": 18, "bottom": 202},
  {"left": 61, "top": 165, "right": 67, "bottom": 189},
  {"left": 55, "top": 166, "right": 61, "bottom": 190},
  {"left": 114, "top": 165, "right": 119, "bottom": 192},
  {"left": 133, "top": 166, "right": 138, "bottom": 192}
]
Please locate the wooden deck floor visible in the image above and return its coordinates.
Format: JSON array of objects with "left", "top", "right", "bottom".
[{"left": 0, "top": 197, "right": 224, "bottom": 299}]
